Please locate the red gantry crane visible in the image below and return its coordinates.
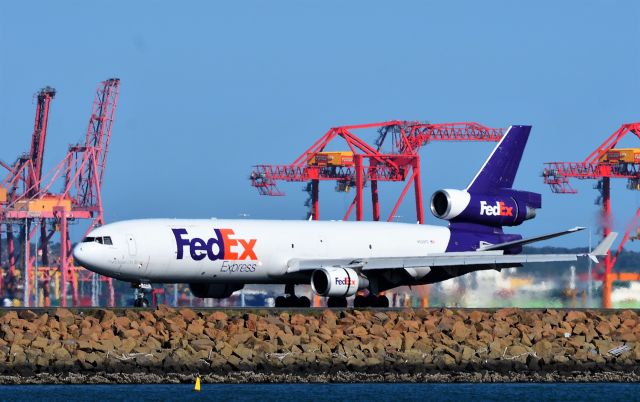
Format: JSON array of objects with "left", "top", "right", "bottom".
[
  {"left": 0, "top": 78, "right": 120, "bottom": 307},
  {"left": 543, "top": 122, "right": 640, "bottom": 308},
  {"left": 0, "top": 86, "right": 56, "bottom": 299},
  {"left": 251, "top": 121, "right": 504, "bottom": 223}
]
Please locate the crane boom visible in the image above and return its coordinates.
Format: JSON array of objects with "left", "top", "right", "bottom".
[
  {"left": 26, "top": 87, "right": 56, "bottom": 197},
  {"left": 250, "top": 120, "right": 504, "bottom": 223}
]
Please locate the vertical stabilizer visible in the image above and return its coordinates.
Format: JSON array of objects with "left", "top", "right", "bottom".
[{"left": 466, "top": 125, "right": 532, "bottom": 193}]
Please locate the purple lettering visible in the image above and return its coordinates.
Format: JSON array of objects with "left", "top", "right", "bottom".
[
  {"left": 172, "top": 229, "right": 190, "bottom": 259},
  {"left": 172, "top": 227, "right": 258, "bottom": 263},
  {"left": 190, "top": 237, "right": 207, "bottom": 261},
  {"left": 208, "top": 229, "right": 225, "bottom": 260}
]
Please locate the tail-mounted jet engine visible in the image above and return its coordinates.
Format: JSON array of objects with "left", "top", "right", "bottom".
[{"left": 430, "top": 188, "right": 541, "bottom": 227}]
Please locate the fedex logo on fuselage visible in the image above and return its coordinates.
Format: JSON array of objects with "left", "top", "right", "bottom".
[
  {"left": 479, "top": 201, "right": 513, "bottom": 217},
  {"left": 172, "top": 228, "right": 258, "bottom": 261},
  {"left": 335, "top": 277, "right": 357, "bottom": 286}
]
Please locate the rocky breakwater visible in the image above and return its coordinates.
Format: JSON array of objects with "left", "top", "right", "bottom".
[{"left": 0, "top": 307, "right": 639, "bottom": 383}]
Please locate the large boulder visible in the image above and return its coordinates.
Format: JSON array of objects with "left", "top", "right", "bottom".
[
  {"left": 54, "top": 308, "right": 75, "bottom": 326},
  {"left": 451, "top": 321, "right": 471, "bottom": 342},
  {"left": 565, "top": 311, "right": 587, "bottom": 323}
]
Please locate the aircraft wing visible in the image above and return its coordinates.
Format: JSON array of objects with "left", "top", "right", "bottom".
[
  {"left": 286, "top": 232, "right": 617, "bottom": 273},
  {"left": 478, "top": 226, "right": 585, "bottom": 251}
]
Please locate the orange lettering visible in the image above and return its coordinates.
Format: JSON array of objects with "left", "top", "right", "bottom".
[
  {"left": 219, "top": 228, "right": 238, "bottom": 260},
  {"left": 238, "top": 239, "right": 258, "bottom": 260}
]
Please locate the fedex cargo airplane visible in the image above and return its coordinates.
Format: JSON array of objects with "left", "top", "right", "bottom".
[{"left": 73, "top": 125, "right": 616, "bottom": 307}]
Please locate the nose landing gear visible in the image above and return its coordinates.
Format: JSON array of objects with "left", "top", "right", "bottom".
[{"left": 132, "top": 282, "right": 151, "bottom": 307}]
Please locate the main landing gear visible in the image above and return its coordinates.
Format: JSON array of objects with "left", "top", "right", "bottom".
[
  {"left": 353, "top": 294, "right": 390, "bottom": 308},
  {"left": 132, "top": 282, "right": 151, "bottom": 307},
  {"left": 327, "top": 296, "right": 348, "bottom": 308},
  {"left": 275, "top": 284, "right": 311, "bottom": 308}
]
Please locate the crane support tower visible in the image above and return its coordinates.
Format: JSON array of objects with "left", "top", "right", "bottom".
[
  {"left": 0, "top": 78, "right": 120, "bottom": 307},
  {"left": 543, "top": 122, "right": 640, "bottom": 308},
  {"left": 0, "top": 86, "right": 56, "bottom": 297},
  {"left": 251, "top": 121, "right": 503, "bottom": 223}
]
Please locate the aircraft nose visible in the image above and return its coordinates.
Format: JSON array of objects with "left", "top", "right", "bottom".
[
  {"left": 72, "top": 240, "right": 118, "bottom": 278},
  {"left": 72, "top": 243, "right": 88, "bottom": 267},
  {"left": 72, "top": 242, "right": 103, "bottom": 273}
]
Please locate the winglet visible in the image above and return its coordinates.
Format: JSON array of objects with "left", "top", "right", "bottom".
[{"left": 588, "top": 232, "right": 618, "bottom": 263}]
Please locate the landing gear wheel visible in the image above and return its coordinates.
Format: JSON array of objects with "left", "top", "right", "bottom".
[
  {"left": 354, "top": 295, "right": 367, "bottom": 308},
  {"left": 375, "top": 295, "right": 389, "bottom": 308},
  {"left": 297, "top": 296, "right": 311, "bottom": 308},
  {"left": 275, "top": 296, "right": 287, "bottom": 308},
  {"left": 132, "top": 282, "right": 152, "bottom": 308},
  {"left": 327, "top": 296, "right": 348, "bottom": 308},
  {"left": 133, "top": 297, "right": 149, "bottom": 307},
  {"left": 365, "top": 294, "right": 378, "bottom": 307},
  {"left": 353, "top": 294, "right": 389, "bottom": 308},
  {"left": 276, "top": 284, "right": 311, "bottom": 308},
  {"left": 285, "top": 296, "right": 298, "bottom": 307}
]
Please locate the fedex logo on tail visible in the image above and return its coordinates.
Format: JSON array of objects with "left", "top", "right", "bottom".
[
  {"left": 480, "top": 200, "right": 513, "bottom": 217},
  {"left": 172, "top": 228, "right": 257, "bottom": 261}
]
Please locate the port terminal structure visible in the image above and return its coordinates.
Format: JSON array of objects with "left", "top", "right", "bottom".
[
  {"left": 0, "top": 79, "right": 120, "bottom": 307},
  {"left": 250, "top": 121, "right": 504, "bottom": 223},
  {"left": 543, "top": 122, "right": 640, "bottom": 308}
]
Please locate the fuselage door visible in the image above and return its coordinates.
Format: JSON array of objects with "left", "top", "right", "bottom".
[{"left": 127, "top": 234, "right": 137, "bottom": 256}]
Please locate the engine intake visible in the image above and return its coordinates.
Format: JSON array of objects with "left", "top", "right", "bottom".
[
  {"left": 430, "top": 189, "right": 471, "bottom": 220},
  {"left": 311, "top": 267, "right": 367, "bottom": 297}
]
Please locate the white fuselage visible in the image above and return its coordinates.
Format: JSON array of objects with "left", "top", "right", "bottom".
[{"left": 72, "top": 218, "right": 451, "bottom": 284}]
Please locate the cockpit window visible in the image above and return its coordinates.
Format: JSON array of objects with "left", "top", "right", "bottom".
[{"left": 82, "top": 236, "right": 113, "bottom": 245}]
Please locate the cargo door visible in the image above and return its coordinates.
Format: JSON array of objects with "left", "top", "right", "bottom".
[{"left": 126, "top": 234, "right": 137, "bottom": 256}]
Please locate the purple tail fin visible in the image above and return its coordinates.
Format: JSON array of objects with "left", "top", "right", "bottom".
[
  {"left": 466, "top": 125, "right": 531, "bottom": 194},
  {"left": 444, "top": 125, "right": 539, "bottom": 252}
]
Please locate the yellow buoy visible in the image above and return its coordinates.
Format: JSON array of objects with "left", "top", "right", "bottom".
[{"left": 194, "top": 375, "right": 201, "bottom": 392}]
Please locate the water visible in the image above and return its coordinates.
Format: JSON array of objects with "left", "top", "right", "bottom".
[{"left": 0, "top": 383, "right": 638, "bottom": 402}]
